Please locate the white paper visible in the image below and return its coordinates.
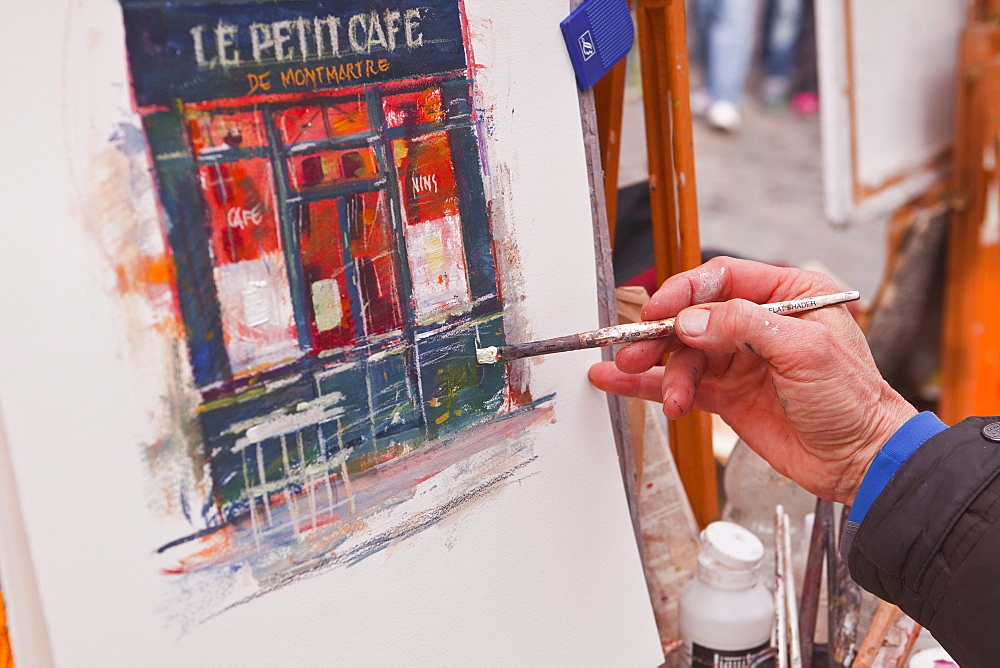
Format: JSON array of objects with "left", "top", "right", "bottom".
[{"left": 0, "top": 1, "right": 662, "bottom": 665}]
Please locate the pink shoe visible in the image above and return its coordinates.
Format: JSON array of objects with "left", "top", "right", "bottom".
[{"left": 790, "top": 92, "right": 819, "bottom": 115}]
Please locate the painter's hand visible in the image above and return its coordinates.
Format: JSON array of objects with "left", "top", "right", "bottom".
[{"left": 588, "top": 256, "right": 916, "bottom": 505}]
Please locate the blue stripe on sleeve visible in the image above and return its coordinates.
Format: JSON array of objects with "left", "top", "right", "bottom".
[{"left": 847, "top": 411, "right": 948, "bottom": 526}]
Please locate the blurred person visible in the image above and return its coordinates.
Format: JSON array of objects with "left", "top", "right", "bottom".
[
  {"left": 760, "top": 0, "right": 819, "bottom": 113},
  {"left": 787, "top": 0, "right": 819, "bottom": 115},
  {"left": 760, "top": 0, "right": 803, "bottom": 107},
  {"left": 692, "top": 0, "right": 761, "bottom": 131},
  {"left": 590, "top": 256, "right": 1000, "bottom": 664}
]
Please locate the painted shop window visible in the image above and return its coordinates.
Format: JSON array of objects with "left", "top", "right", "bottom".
[
  {"left": 392, "top": 129, "right": 470, "bottom": 322},
  {"left": 275, "top": 98, "right": 370, "bottom": 145},
  {"left": 287, "top": 146, "right": 379, "bottom": 191},
  {"left": 198, "top": 158, "right": 299, "bottom": 375},
  {"left": 175, "top": 82, "right": 482, "bottom": 380},
  {"left": 296, "top": 199, "right": 356, "bottom": 351},
  {"left": 382, "top": 88, "right": 446, "bottom": 128},
  {"left": 344, "top": 191, "right": 405, "bottom": 337},
  {"left": 187, "top": 109, "right": 268, "bottom": 153}
]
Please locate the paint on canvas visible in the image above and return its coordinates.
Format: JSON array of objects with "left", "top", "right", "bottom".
[{"left": 112, "top": 0, "right": 552, "bottom": 624}]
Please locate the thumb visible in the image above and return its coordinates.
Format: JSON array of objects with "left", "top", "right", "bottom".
[{"left": 674, "top": 299, "right": 829, "bottom": 363}]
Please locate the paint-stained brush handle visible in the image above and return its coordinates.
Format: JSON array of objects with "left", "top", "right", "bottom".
[
  {"left": 476, "top": 291, "right": 860, "bottom": 364},
  {"left": 480, "top": 319, "right": 676, "bottom": 364}
]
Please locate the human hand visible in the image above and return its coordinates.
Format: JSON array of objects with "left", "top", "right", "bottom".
[{"left": 589, "top": 257, "right": 916, "bottom": 505}]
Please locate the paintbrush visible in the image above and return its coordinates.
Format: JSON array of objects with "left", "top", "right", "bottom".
[{"left": 475, "top": 291, "right": 860, "bottom": 364}]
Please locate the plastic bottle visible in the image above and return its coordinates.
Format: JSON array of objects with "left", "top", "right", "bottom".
[
  {"left": 722, "top": 439, "right": 815, "bottom": 592},
  {"left": 679, "top": 521, "right": 775, "bottom": 667}
]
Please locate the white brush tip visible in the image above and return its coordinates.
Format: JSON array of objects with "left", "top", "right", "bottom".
[{"left": 476, "top": 346, "right": 499, "bottom": 364}]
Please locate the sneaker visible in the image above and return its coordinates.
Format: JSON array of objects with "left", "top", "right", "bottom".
[
  {"left": 690, "top": 88, "right": 712, "bottom": 116},
  {"left": 706, "top": 100, "right": 741, "bottom": 131}
]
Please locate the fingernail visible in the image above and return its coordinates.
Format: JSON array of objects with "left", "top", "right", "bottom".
[{"left": 678, "top": 308, "right": 709, "bottom": 336}]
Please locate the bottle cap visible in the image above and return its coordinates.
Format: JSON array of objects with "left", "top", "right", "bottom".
[{"left": 700, "top": 521, "right": 764, "bottom": 570}]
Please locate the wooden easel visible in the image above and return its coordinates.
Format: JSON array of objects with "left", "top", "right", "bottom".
[
  {"left": 940, "top": 0, "right": 1000, "bottom": 425},
  {"left": 593, "top": 0, "right": 718, "bottom": 528}
]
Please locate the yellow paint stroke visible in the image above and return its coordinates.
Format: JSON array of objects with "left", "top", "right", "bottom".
[
  {"left": 422, "top": 232, "right": 446, "bottom": 281},
  {"left": 196, "top": 386, "right": 268, "bottom": 413}
]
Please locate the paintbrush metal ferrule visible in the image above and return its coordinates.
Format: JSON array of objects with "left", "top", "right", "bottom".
[{"left": 476, "top": 290, "right": 860, "bottom": 364}]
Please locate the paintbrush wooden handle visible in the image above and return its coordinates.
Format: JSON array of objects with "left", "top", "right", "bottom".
[
  {"left": 481, "top": 290, "right": 860, "bottom": 364},
  {"left": 496, "top": 319, "right": 677, "bottom": 362}
]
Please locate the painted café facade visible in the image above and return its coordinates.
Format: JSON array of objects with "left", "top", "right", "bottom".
[{"left": 120, "top": 0, "right": 509, "bottom": 523}]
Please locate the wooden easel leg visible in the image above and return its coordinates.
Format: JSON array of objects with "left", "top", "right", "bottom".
[
  {"left": 635, "top": 0, "right": 718, "bottom": 528},
  {"left": 940, "top": 14, "right": 1000, "bottom": 424},
  {"left": 594, "top": 57, "right": 629, "bottom": 246}
]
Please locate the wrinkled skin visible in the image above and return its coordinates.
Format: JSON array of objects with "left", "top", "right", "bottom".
[{"left": 589, "top": 257, "right": 916, "bottom": 505}]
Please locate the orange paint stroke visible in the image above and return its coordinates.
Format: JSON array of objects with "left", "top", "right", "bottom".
[{"left": 0, "top": 590, "right": 14, "bottom": 668}]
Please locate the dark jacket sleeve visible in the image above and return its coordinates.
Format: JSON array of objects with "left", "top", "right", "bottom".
[{"left": 848, "top": 416, "right": 1000, "bottom": 667}]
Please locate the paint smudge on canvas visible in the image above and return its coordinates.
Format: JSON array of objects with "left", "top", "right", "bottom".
[{"left": 104, "top": 0, "right": 550, "bottom": 624}]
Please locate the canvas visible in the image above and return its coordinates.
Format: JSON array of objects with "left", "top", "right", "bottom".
[
  {"left": 816, "top": 0, "right": 962, "bottom": 224},
  {"left": 0, "top": 0, "right": 662, "bottom": 665}
]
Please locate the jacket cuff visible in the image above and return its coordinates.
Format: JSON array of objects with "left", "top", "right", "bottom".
[
  {"left": 847, "top": 416, "right": 1000, "bottom": 626},
  {"left": 840, "top": 412, "right": 947, "bottom": 559}
]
